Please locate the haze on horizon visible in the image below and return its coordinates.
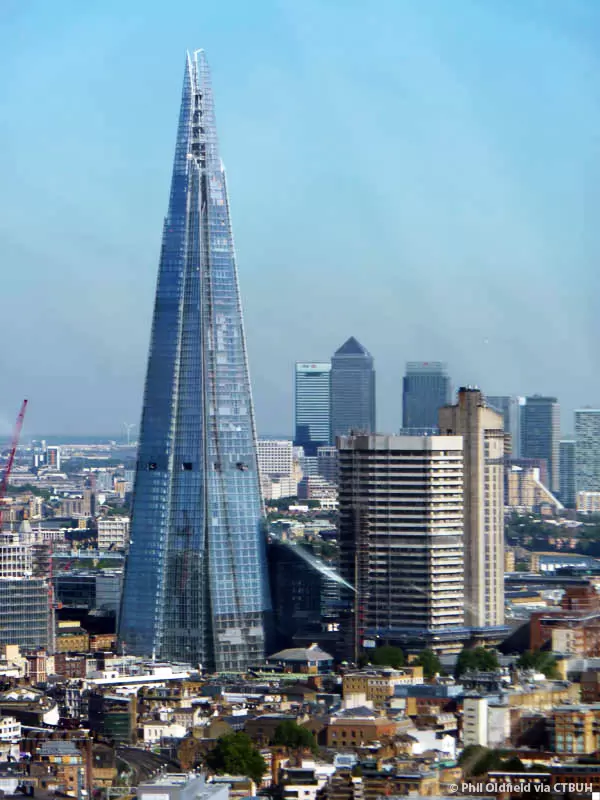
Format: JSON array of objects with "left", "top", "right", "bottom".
[{"left": 0, "top": 0, "right": 598, "bottom": 438}]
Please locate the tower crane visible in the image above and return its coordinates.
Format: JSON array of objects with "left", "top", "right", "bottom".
[{"left": 0, "top": 399, "right": 28, "bottom": 525}]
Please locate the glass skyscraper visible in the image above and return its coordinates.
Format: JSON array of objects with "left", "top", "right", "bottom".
[
  {"left": 402, "top": 362, "right": 451, "bottom": 432},
  {"left": 118, "top": 51, "right": 269, "bottom": 672},
  {"left": 330, "top": 337, "right": 376, "bottom": 441},
  {"left": 520, "top": 396, "right": 560, "bottom": 494},
  {"left": 294, "top": 363, "right": 331, "bottom": 456}
]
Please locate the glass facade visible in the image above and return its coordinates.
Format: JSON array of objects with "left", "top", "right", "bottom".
[
  {"left": 520, "top": 396, "right": 560, "bottom": 494},
  {"left": 294, "top": 363, "right": 331, "bottom": 456},
  {"left": 402, "top": 361, "right": 451, "bottom": 431},
  {"left": 118, "top": 51, "right": 269, "bottom": 672},
  {"left": 330, "top": 337, "right": 376, "bottom": 441}
]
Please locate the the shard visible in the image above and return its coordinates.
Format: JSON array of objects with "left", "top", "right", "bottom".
[{"left": 118, "top": 50, "right": 269, "bottom": 672}]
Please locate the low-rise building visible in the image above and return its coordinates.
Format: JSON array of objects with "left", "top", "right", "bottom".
[{"left": 342, "top": 667, "right": 424, "bottom": 707}]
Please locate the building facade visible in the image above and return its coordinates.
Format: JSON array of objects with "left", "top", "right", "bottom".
[
  {"left": 97, "top": 517, "right": 130, "bottom": 551},
  {"left": 338, "top": 434, "right": 465, "bottom": 659},
  {"left": 330, "top": 337, "right": 376, "bottom": 441},
  {"left": 520, "top": 396, "right": 560, "bottom": 494},
  {"left": 486, "top": 396, "right": 524, "bottom": 457},
  {"left": 560, "top": 439, "right": 576, "bottom": 508},
  {"left": 439, "top": 388, "right": 505, "bottom": 629},
  {"left": 294, "top": 363, "right": 331, "bottom": 456},
  {"left": 118, "top": 51, "right": 269, "bottom": 671},
  {"left": 575, "top": 410, "right": 600, "bottom": 493},
  {"left": 402, "top": 362, "right": 451, "bottom": 432},
  {"left": 257, "top": 440, "right": 294, "bottom": 479}
]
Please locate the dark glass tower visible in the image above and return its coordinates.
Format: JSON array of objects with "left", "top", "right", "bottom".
[
  {"left": 520, "top": 396, "right": 560, "bottom": 494},
  {"left": 119, "top": 51, "right": 269, "bottom": 672},
  {"left": 402, "top": 361, "right": 451, "bottom": 432},
  {"left": 330, "top": 337, "right": 376, "bottom": 441}
]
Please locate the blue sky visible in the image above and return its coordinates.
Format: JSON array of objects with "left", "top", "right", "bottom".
[{"left": 0, "top": 0, "right": 598, "bottom": 437}]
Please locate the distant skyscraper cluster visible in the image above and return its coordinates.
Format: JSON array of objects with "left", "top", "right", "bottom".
[{"left": 294, "top": 337, "right": 376, "bottom": 455}]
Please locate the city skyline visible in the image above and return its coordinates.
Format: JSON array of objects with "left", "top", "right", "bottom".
[{"left": 1, "top": 1, "right": 599, "bottom": 437}]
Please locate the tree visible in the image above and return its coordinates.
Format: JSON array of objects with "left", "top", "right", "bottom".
[
  {"left": 415, "top": 649, "right": 443, "bottom": 679},
  {"left": 272, "top": 720, "right": 318, "bottom": 753},
  {"left": 454, "top": 647, "right": 499, "bottom": 678},
  {"left": 205, "top": 733, "right": 266, "bottom": 784},
  {"left": 516, "top": 649, "right": 559, "bottom": 679},
  {"left": 370, "top": 645, "right": 405, "bottom": 669}
]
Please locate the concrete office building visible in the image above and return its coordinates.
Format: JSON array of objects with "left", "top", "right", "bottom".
[
  {"left": 521, "top": 396, "right": 560, "bottom": 494},
  {"left": 402, "top": 362, "right": 451, "bottom": 432},
  {"left": 330, "top": 337, "right": 376, "bottom": 440},
  {"left": 257, "top": 439, "right": 294, "bottom": 478},
  {"left": 560, "top": 439, "right": 576, "bottom": 508},
  {"left": 338, "top": 434, "right": 465, "bottom": 658},
  {"left": 575, "top": 410, "right": 600, "bottom": 493},
  {"left": 0, "top": 532, "right": 49, "bottom": 651},
  {"left": 439, "top": 388, "right": 505, "bottom": 630},
  {"left": 97, "top": 517, "right": 130, "bottom": 552},
  {"left": 294, "top": 363, "right": 331, "bottom": 456}
]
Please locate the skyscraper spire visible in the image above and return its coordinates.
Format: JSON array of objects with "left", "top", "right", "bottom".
[{"left": 119, "top": 51, "right": 269, "bottom": 672}]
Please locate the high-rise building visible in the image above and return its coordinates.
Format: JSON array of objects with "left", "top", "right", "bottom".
[
  {"left": 97, "top": 517, "right": 131, "bottom": 552},
  {"left": 257, "top": 440, "right": 297, "bottom": 502},
  {"left": 317, "top": 445, "right": 339, "bottom": 484},
  {"left": 402, "top": 362, "right": 451, "bottom": 432},
  {"left": 46, "top": 446, "right": 61, "bottom": 471},
  {"left": 338, "top": 434, "right": 465, "bottom": 658},
  {"left": 439, "top": 388, "right": 505, "bottom": 629},
  {"left": 268, "top": 537, "right": 345, "bottom": 654},
  {"left": 294, "top": 363, "right": 331, "bottom": 456},
  {"left": 575, "top": 410, "right": 600, "bottom": 493},
  {"left": 486, "top": 396, "right": 524, "bottom": 457},
  {"left": 257, "top": 440, "right": 294, "bottom": 479},
  {"left": 520, "top": 396, "right": 560, "bottom": 494},
  {"left": 0, "top": 532, "right": 49, "bottom": 651},
  {"left": 118, "top": 51, "right": 269, "bottom": 671},
  {"left": 560, "top": 439, "right": 576, "bottom": 508},
  {"left": 330, "top": 337, "right": 375, "bottom": 440}
]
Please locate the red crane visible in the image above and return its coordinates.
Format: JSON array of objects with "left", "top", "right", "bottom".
[{"left": 0, "top": 399, "right": 28, "bottom": 521}]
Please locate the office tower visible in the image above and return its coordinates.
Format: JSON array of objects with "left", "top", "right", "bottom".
[
  {"left": 0, "top": 531, "right": 49, "bottom": 651},
  {"left": 46, "top": 446, "right": 61, "bottom": 471},
  {"left": 317, "top": 445, "right": 339, "bottom": 483},
  {"left": 97, "top": 517, "right": 131, "bottom": 551},
  {"left": 439, "top": 388, "right": 504, "bottom": 629},
  {"left": 338, "top": 434, "right": 465, "bottom": 659},
  {"left": 575, "top": 410, "right": 600, "bottom": 493},
  {"left": 402, "top": 362, "right": 451, "bottom": 432},
  {"left": 520, "top": 396, "right": 560, "bottom": 494},
  {"left": 330, "top": 337, "right": 376, "bottom": 440},
  {"left": 118, "top": 51, "right": 269, "bottom": 671},
  {"left": 257, "top": 440, "right": 297, "bottom": 501},
  {"left": 257, "top": 440, "right": 294, "bottom": 479},
  {"left": 294, "top": 362, "right": 331, "bottom": 456},
  {"left": 486, "top": 396, "right": 524, "bottom": 457},
  {"left": 268, "top": 536, "right": 345, "bottom": 653},
  {"left": 559, "top": 439, "right": 576, "bottom": 508}
]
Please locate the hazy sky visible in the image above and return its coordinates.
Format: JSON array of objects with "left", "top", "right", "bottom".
[{"left": 0, "top": 0, "right": 598, "bottom": 438}]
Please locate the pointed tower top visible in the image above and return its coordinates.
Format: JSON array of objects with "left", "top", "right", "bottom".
[{"left": 334, "top": 337, "right": 371, "bottom": 357}]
